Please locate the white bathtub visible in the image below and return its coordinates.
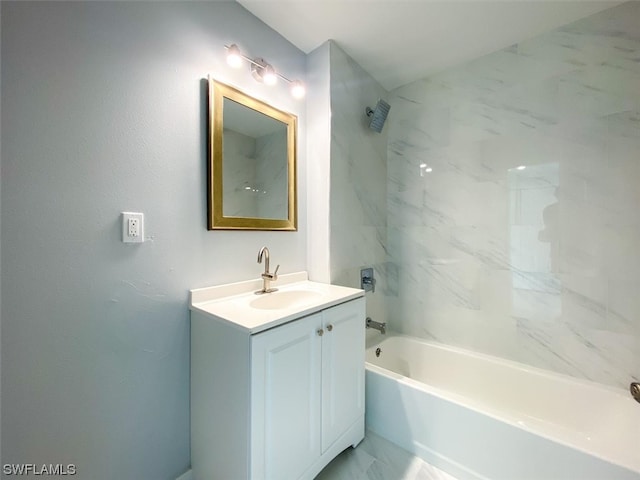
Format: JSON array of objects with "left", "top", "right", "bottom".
[{"left": 365, "top": 335, "right": 640, "bottom": 480}]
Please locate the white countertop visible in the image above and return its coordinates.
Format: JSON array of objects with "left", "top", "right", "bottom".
[{"left": 190, "top": 272, "right": 365, "bottom": 334}]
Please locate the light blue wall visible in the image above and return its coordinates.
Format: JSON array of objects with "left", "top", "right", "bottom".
[
  {"left": 1, "top": 2, "right": 306, "bottom": 478},
  {"left": 387, "top": 1, "right": 639, "bottom": 389}
]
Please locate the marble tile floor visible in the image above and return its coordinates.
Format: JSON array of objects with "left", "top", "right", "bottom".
[{"left": 315, "top": 430, "right": 458, "bottom": 480}]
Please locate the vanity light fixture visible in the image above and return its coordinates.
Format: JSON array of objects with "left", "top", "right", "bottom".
[
  {"left": 251, "top": 58, "right": 278, "bottom": 85},
  {"left": 224, "top": 44, "right": 306, "bottom": 99},
  {"left": 290, "top": 80, "right": 306, "bottom": 99},
  {"left": 226, "top": 44, "right": 243, "bottom": 68}
]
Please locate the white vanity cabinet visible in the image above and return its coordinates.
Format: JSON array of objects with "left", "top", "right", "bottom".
[
  {"left": 190, "top": 275, "right": 365, "bottom": 480},
  {"left": 250, "top": 299, "right": 365, "bottom": 480}
]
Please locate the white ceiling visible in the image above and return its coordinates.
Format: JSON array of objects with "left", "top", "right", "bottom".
[{"left": 237, "top": 0, "right": 624, "bottom": 91}]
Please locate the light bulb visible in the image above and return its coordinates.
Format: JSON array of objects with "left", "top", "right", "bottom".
[
  {"left": 291, "top": 80, "right": 306, "bottom": 99},
  {"left": 263, "top": 64, "right": 277, "bottom": 85},
  {"left": 226, "top": 44, "right": 243, "bottom": 69}
]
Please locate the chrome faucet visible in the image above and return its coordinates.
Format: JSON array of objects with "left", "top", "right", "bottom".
[{"left": 256, "top": 246, "right": 280, "bottom": 294}]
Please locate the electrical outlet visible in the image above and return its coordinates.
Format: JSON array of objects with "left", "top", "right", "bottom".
[
  {"left": 128, "top": 218, "right": 140, "bottom": 237},
  {"left": 122, "top": 212, "right": 144, "bottom": 243}
]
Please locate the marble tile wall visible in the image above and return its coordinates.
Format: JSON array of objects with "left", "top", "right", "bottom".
[
  {"left": 386, "top": 1, "right": 640, "bottom": 389},
  {"left": 222, "top": 129, "right": 288, "bottom": 219},
  {"left": 222, "top": 129, "right": 258, "bottom": 217},
  {"left": 255, "top": 131, "right": 288, "bottom": 219},
  {"left": 328, "top": 41, "right": 390, "bottom": 328}
]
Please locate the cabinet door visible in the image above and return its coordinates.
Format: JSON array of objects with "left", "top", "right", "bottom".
[
  {"left": 321, "top": 298, "right": 365, "bottom": 452},
  {"left": 251, "top": 313, "right": 322, "bottom": 480}
]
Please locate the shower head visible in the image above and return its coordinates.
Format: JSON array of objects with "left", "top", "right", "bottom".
[{"left": 366, "top": 99, "right": 391, "bottom": 133}]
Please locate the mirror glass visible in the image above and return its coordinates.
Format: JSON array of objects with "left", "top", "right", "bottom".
[
  {"left": 208, "top": 79, "right": 297, "bottom": 230},
  {"left": 222, "top": 98, "right": 288, "bottom": 219}
]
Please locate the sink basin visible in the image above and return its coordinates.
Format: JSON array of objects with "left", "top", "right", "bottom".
[
  {"left": 249, "top": 289, "right": 324, "bottom": 310},
  {"left": 190, "top": 272, "right": 364, "bottom": 333}
]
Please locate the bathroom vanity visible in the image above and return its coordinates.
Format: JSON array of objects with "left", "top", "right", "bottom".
[{"left": 190, "top": 272, "right": 365, "bottom": 480}]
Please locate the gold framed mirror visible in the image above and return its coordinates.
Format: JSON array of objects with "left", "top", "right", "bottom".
[{"left": 208, "top": 78, "right": 297, "bottom": 230}]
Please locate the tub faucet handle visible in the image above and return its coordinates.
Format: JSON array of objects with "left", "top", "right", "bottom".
[{"left": 361, "top": 267, "right": 376, "bottom": 293}]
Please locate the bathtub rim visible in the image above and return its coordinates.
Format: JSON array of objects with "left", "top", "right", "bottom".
[{"left": 365, "top": 333, "right": 639, "bottom": 475}]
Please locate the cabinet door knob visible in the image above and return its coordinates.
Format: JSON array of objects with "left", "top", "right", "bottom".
[
  {"left": 326, "top": 324, "right": 333, "bottom": 332},
  {"left": 317, "top": 328, "right": 324, "bottom": 336}
]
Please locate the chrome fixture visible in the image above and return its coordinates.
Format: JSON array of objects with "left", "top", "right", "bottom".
[
  {"left": 365, "top": 99, "right": 391, "bottom": 133},
  {"left": 366, "top": 317, "right": 386, "bottom": 334},
  {"left": 256, "top": 246, "right": 280, "bottom": 294},
  {"left": 225, "top": 44, "right": 305, "bottom": 99},
  {"left": 631, "top": 382, "right": 640, "bottom": 404},
  {"left": 361, "top": 267, "right": 375, "bottom": 293},
  {"left": 251, "top": 58, "right": 278, "bottom": 86}
]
